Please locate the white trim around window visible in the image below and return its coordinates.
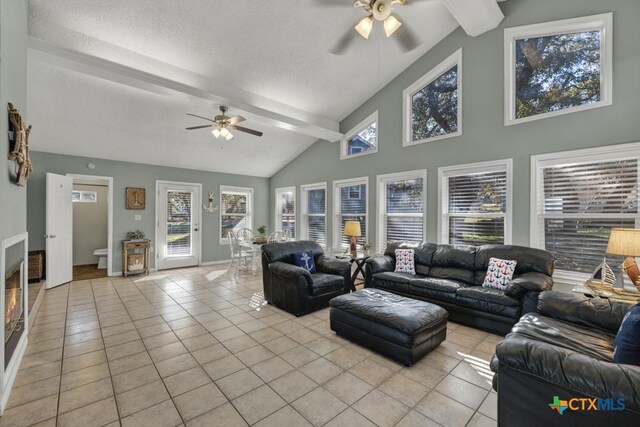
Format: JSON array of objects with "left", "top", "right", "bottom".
[
  {"left": 504, "top": 13, "right": 613, "bottom": 126},
  {"left": 333, "top": 177, "right": 369, "bottom": 252},
  {"left": 219, "top": 185, "right": 253, "bottom": 245},
  {"left": 403, "top": 48, "right": 462, "bottom": 147},
  {"left": 300, "top": 182, "right": 327, "bottom": 247},
  {"left": 530, "top": 142, "right": 640, "bottom": 285},
  {"left": 341, "top": 111, "right": 379, "bottom": 160},
  {"left": 275, "top": 186, "right": 296, "bottom": 239},
  {"left": 438, "top": 159, "right": 513, "bottom": 245},
  {"left": 376, "top": 170, "right": 427, "bottom": 254}
]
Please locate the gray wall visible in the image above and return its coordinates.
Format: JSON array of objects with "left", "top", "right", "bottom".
[
  {"left": 72, "top": 184, "right": 108, "bottom": 266},
  {"left": 27, "top": 151, "right": 269, "bottom": 272},
  {"left": 0, "top": 0, "right": 28, "bottom": 242},
  {"left": 270, "top": 0, "right": 640, "bottom": 249}
]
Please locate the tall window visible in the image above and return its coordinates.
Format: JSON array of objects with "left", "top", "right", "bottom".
[
  {"left": 219, "top": 185, "right": 253, "bottom": 243},
  {"left": 301, "top": 183, "right": 327, "bottom": 246},
  {"left": 334, "top": 177, "right": 368, "bottom": 249},
  {"left": 341, "top": 111, "right": 378, "bottom": 160},
  {"left": 504, "top": 13, "right": 612, "bottom": 125},
  {"left": 275, "top": 186, "right": 296, "bottom": 238},
  {"left": 377, "top": 170, "right": 426, "bottom": 253},
  {"left": 403, "top": 49, "right": 462, "bottom": 146},
  {"left": 532, "top": 143, "right": 640, "bottom": 282},
  {"left": 439, "top": 160, "right": 512, "bottom": 246}
]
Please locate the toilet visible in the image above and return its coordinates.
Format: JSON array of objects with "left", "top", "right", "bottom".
[{"left": 93, "top": 248, "right": 108, "bottom": 269}]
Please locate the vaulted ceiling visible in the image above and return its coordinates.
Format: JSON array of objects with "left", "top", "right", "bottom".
[{"left": 27, "top": 0, "right": 504, "bottom": 177}]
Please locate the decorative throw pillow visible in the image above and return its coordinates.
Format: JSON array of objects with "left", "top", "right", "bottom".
[
  {"left": 394, "top": 249, "right": 416, "bottom": 275},
  {"left": 292, "top": 251, "right": 316, "bottom": 273},
  {"left": 614, "top": 304, "right": 640, "bottom": 365},
  {"left": 482, "top": 257, "right": 517, "bottom": 290}
]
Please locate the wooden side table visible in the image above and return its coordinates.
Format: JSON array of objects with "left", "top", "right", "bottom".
[
  {"left": 122, "top": 240, "right": 150, "bottom": 277},
  {"left": 350, "top": 253, "right": 370, "bottom": 292}
]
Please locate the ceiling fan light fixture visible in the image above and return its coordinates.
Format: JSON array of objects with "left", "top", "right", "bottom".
[
  {"left": 212, "top": 128, "right": 221, "bottom": 138},
  {"left": 225, "top": 132, "right": 234, "bottom": 141},
  {"left": 383, "top": 15, "right": 402, "bottom": 38},
  {"left": 355, "top": 15, "right": 374, "bottom": 39},
  {"left": 220, "top": 127, "right": 230, "bottom": 138}
]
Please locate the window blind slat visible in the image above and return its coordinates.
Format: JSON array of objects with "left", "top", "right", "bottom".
[
  {"left": 305, "top": 188, "right": 326, "bottom": 245},
  {"left": 383, "top": 177, "right": 424, "bottom": 246},
  {"left": 166, "top": 191, "right": 192, "bottom": 256}
]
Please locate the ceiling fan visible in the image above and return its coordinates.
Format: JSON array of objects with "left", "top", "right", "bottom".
[
  {"left": 318, "top": 0, "right": 422, "bottom": 55},
  {"left": 185, "top": 106, "right": 263, "bottom": 140}
]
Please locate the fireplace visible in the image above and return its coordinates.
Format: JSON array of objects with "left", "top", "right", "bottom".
[{"left": 4, "top": 260, "right": 24, "bottom": 367}]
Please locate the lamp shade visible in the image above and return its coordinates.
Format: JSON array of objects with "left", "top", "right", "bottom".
[
  {"left": 343, "top": 221, "right": 361, "bottom": 237},
  {"left": 606, "top": 228, "right": 640, "bottom": 256}
]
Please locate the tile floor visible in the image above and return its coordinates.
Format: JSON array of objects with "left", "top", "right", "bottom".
[{"left": 2, "top": 265, "right": 500, "bottom": 427}]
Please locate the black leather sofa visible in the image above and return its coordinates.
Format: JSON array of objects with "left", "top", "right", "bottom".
[
  {"left": 261, "top": 240, "right": 351, "bottom": 316},
  {"left": 490, "top": 291, "right": 640, "bottom": 426},
  {"left": 365, "top": 242, "right": 554, "bottom": 334}
]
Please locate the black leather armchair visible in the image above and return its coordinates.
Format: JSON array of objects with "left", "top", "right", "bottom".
[
  {"left": 261, "top": 241, "right": 351, "bottom": 316},
  {"left": 491, "top": 291, "right": 640, "bottom": 426}
]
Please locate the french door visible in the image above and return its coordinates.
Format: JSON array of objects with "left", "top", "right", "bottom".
[{"left": 156, "top": 181, "right": 201, "bottom": 270}]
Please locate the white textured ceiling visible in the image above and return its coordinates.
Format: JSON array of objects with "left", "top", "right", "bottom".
[{"left": 26, "top": 0, "right": 468, "bottom": 176}]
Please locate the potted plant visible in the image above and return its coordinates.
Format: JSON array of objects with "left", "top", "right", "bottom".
[
  {"left": 257, "top": 225, "right": 267, "bottom": 236},
  {"left": 361, "top": 241, "right": 373, "bottom": 256}
]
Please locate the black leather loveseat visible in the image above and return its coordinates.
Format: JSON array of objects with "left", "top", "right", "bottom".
[
  {"left": 490, "top": 291, "right": 640, "bottom": 426},
  {"left": 262, "top": 240, "right": 351, "bottom": 316},
  {"left": 365, "top": 242, "right": 554, "bottom": 334}
]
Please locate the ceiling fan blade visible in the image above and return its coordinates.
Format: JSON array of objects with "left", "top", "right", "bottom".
[
  {"left": 233, "top": 125, "right": 263, "bottom": 137},
  {"left": 185, "top": 125, "right": 213, "bottom": 130},
  {"left": 329, "top": 24, "right": 360, "bottom": 55},
  {"left": 228, "top": 115, "right": 246, "bottom": 125},
  {"left": 394, "top": 22, "right": 421, "bottom": 52},
  {"left": 186, "top": 113, "right": 216, "bottom": 123}
]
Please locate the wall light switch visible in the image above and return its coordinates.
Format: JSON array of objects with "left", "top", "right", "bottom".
[{"left": 134, "top": 215, "right": 141, "bottom": 221}]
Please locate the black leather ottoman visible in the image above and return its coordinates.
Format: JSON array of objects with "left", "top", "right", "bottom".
[{"left": 329, "top": 289, "right": 448, "bottom": 366}]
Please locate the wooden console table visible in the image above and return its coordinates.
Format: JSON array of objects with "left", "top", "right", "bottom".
[{"left": 122, "top": 240, "right": 150, "bottom": 277}]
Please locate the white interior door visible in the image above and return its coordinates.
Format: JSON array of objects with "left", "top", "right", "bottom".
[
  {"left": 156, "top": 182, "right": 201, "bottom": 270},
  {"left": 46, "top": 172, "right": 73, "bottom": 288}
]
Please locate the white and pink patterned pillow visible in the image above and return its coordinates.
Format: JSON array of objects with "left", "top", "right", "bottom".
[
  {"left": 482, "top": 257, "right": 517, "bottom": 290},
  {"left": 394, "top": 249, "right": 416, "bottom": 275}
]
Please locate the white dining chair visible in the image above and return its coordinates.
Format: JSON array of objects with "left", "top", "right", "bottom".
[
  {"left": 227, "top": 231, "right": 253, "bottom": 274},
  {"left": 267, "top": 230, "right": 286, "bottom": 243}
]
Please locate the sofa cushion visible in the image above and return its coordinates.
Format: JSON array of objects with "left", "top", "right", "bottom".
[
  {"left": 309, "top": 273, "right": 344, "bottom": 296},
  {"left": 614, "top": 304, "right": 640, "bottom": 365},
  {"left": 373, "top": 271, "right": 415, "bottom": 284},
  {"left": 510, "top": 312, "right": 616, "bottom": 361},
  {"left": 475, "top": 244, "right": 554, "bottom": 277},
  {"left": 409, "top": 277, "right": 466, "bottom": 302},
  {"left": 456, "top": 286, "right": 521, "bottom": 318},
  {"left": 394, "top": 249, "right": 416, "bottom": 274},
  {"left": 429, "top": 245, "right": 476, "bottom": 284}
]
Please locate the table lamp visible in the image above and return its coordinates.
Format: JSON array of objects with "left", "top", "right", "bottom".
[
  {"left": 606, "top": 228, "right": 640, "bottom": 293},
  {"left": 343, "top": 221, "right": 361, "bottom": 254}
]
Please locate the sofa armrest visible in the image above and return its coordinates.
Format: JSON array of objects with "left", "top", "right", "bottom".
[
  {"left": 537, "top": 291, "right": 635, "bottom": 333},
  {"left": 494, "top": 335, "right": 640, "bottom": 411},
  {"left": 316, "top": 255, "right": 351, "bottom": 276},
  {"left": 504, "top": 272, "right": 553, "bottom": 298},
  {"left": 268, "top": 261, "right": 311, "bottom": 283},
  {"left": 365, "top": 255, "right": 394, "bottom": 275}
]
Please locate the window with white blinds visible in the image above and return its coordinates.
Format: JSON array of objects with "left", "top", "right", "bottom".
[
  {"left": 275, "top": 187, "right": 296, "bottom": 238},
  {"left": 439, "top": 160, "right": 512, "bottom": 246},
  {"left": 334, "top": 177, "right": 368, "bottom": 249},
  {"left": 301, "top": 183, "right": 327, "bottom": 246},
  {"left": 166, "top": 190, "right": 193, "bottom": 256},
  {"left": 532, "top": 145, "right": 640, "bottom": 280},
  {"left": 377, "top": 170, "right": 426, "bottom": 252},
  {"left": 219, "top": 186, "right": 253, "bottom": 243}
]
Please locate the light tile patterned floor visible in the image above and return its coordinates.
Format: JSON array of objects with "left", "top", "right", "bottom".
[{"left": 2, "top": 265, "right": 500, "bottom": 427}]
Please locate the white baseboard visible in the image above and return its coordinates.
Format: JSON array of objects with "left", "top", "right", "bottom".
[{"left": 201, "top": 259, "right": 231, "bottom": 266}]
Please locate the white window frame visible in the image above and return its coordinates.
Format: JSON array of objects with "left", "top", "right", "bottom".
[
  {"left": 300, "top": 182, "right": 327, "bottom": 246},
  {"left": 438, "top": 159, "right": 513, "bottom": 245},
  {"left": 275, "top": 186, "right": 296, "bottom": 237},
  {"left": 341, "top": 111, "right": 379, "bottom": 160},
  {"left": 403, "top": 48, "right": 462, "bottom": 147},
  {"left": 333, "top": 177, "right": 369, "bottom": 252},
  {"left": 219, "top": 185, "right": 253, "bottom": 244},
  {"left": 504, "top": 13, "right": 613, "bottom": 126},
  {"left": 530, "top": 142, "right": 640, "bottom": 285},
  {"left": 72, "top": 190, "right": 98, "bottom": 203},
  {"left": 376, "top": 170, "right": 427, "bottom": 254}
]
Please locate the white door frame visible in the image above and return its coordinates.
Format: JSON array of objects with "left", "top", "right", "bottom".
[
  {"left": 67, "top": 174, "right": 114, "bottom": 277},
  {"left": 155, "top": 180, "right": 203, "bottom": 270}
]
